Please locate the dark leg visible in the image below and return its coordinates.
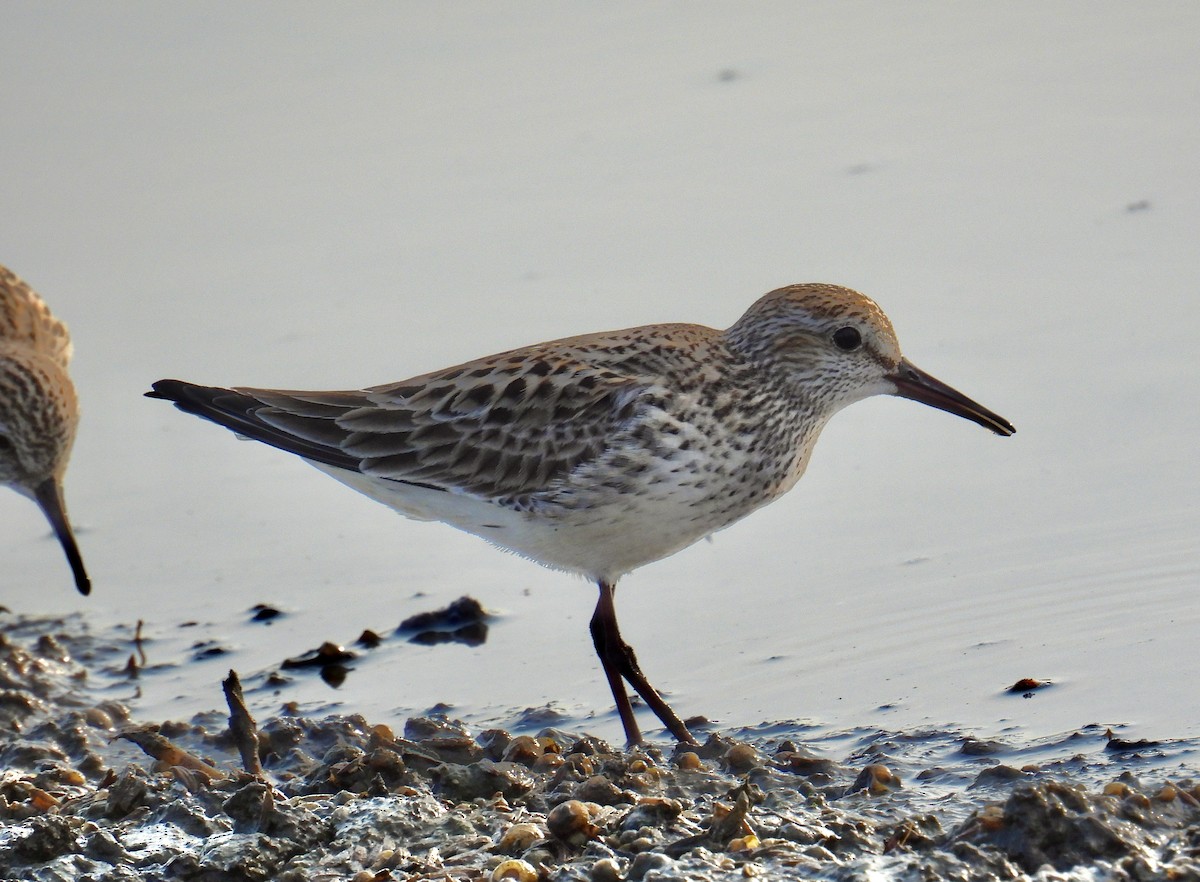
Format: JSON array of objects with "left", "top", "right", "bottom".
[
  {"left": 590, "top": 580, "right": 697, "bottom": 746},
  {"left": 590, "top": 580, "right": 642, "bottom": 745}
]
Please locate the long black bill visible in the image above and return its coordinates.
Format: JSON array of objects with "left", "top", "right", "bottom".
[
  {"left": 33, "top": 478, "right": 91, "bottom": 596},
  {"left": 888, "top": 358, "right": 1015, "bottom": 437}
]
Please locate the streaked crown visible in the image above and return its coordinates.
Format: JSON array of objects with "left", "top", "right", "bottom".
[{"left": 725, "top": 283, "right": 903, "bottom": 407}]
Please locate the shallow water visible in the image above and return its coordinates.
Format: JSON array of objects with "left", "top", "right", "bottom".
[{"left": 2, "top": 4, "right": 1198, "bottom": 750}]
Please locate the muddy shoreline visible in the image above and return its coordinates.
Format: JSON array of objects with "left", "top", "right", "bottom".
[{"left": 1, "top": 614, "right": 1197, "bottom": 881}]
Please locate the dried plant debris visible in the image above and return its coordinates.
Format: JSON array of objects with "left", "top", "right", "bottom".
[
  {"left": 396, "top": 595, "right": 490, "bottom": 646},
  {"left": 222, "top": 670, "right": 263, "bottom": 778},
  {"left": 0, "top": 615, "right": 1198, "bottom": 881},
  {"left": 248, "top": 604, "right": 283, "bottom": 623},
  {"left": 1008, "top": 677, "right": 1052, "bottom": 695}
]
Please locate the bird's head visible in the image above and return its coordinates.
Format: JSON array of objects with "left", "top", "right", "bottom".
[{"left": 726, "top": 283, "right": 1014, "bottom": 436}]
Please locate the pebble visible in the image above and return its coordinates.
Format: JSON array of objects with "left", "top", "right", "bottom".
[
  {"left": 628, "top": 851, "right": 673, "bottom": 880},
  {"left": 590, "top": 857, "right": 623, "bottom": 882},
  {"left": 2, "top": 617, "right": 1200, "bottom": 882},
  {"left": 85, "top": 707, "right": 115, "bottom": 729}
]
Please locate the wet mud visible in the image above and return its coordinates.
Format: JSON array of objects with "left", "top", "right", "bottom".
[{"left": 1, "top": 614, "right": 1198, "bottom": 881}]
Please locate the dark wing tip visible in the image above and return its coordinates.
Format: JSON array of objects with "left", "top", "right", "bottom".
[
  {"left": 146, "top": 378, "right": 366, "bottom": 473},
  {"left": 146, "top": 378, "right": 194, "bottom": 401},
  {"left": 146, "top": 378, "right": 245, "bottom": 421}
]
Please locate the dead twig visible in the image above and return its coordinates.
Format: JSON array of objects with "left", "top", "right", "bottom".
[
  {"left": 117, "top": 727, "right": 223, "bottom": 781},
  {"left": 223, "top": 669, "right": 263, "bottom": 777}
]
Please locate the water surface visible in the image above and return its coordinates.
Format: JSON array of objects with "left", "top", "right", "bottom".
[{"left": 2, "top": 3, "right": 1197, "bottom": 746}]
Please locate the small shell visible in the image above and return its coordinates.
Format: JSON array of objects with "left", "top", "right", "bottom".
[
  {"left": 564, "top": 754, "right": 595, "bottom": 776},
  {"left": 546, "top": 799, "right": 599, "bottom": 843},
  {"left": 496, "top": 822, "right": 545, "bottom": 853},
  {"left": 728, "top": 833, "right": 760, "bottom": 851},
  {"left": 637, "top": 796, "right": 683, "bottom": 817},
  {"left": 57, "top": 769, "right": 86, "bottom": 787},
  {"left": 85, "top": 707, "right": 115, "bottom": 729},
  {"left": 674, "top": 751, "right": 702, "bottom": 770},
  {"left": 724, "top": 743, "right": 758, "bottom": 772},
  {"left": 503, "top": 735, "right": 543, "bottom": 765},
  {"left": 849, "top": 762, "right": 901, "bottom": 796},
  {"left": 978, "top": 804, "right": 1005, "bottom": 831},
  {"left": 491, "top": 859, "right": 538, "bottom": 882},
  {"left": 371, "top": 723, "right": 395, "bottom": 741},
  {"left": 1154, "top": 784, "right": 1177, "bottom": 802},
  {"left": 533, "top": 753, "right": 564, "bottom": 772},
  {"left": 589, "top": 857, "right": 622, "bottom": 882},
  {"left": 29, "top": 788, "right": 60, "bottom": 811},
  {"left": 862, "top": 763, "right": 900, "bottom": 795},
  {"left": 1103, "top": 782, "right": 1130, "bottom": 798},
  {"left": 632, "top": 765, "right": 663, "bottom": 786}
]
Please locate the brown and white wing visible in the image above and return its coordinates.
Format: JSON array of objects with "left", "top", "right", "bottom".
[
  {"left": 146, "top": 381, "right": 370, "bottom": 473},
  {"left": 148, "top": 351, "right": 648, "bottom": 499},
  {"left": 0, "top": 265, "right": 73, "bottom": 366}
]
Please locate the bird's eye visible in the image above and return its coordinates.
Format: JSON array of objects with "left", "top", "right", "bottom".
[{"left": 832, "top": 326, "right": 862, "bottom": 351}]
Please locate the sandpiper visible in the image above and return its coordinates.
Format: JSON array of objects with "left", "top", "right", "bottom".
[
  {"left": 1, "top": 265, "right": 90, "bottom": 595},
  {"left": 149, "top": 283, "right": 1013, "bottom": 744}
]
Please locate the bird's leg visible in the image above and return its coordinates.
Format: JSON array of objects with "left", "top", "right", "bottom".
[
  {"left": 590, "top": 580, "right": 697, "bottom": 746},
  {"left": 590, "top": 580, "right": 643, "bottom": 745},
  {"left": 611, "top": 630, "right": 698, "bottom": 746}
]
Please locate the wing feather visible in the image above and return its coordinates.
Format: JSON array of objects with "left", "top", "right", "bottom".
[
  {"left": 149, "top": 348, "right": 649, "bottom": 499},
  {"left": 0, "top": 265, "right": 74, "bottom": 367}
]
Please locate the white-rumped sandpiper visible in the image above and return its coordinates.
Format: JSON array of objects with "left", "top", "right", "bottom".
[
  {"left": 149, "top": 283, "right": 1013, "bottom": 743},
  {"left": 1, "top": 265, "right": 90, "bottom": 595}
]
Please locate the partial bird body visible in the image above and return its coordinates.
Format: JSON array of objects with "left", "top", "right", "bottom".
[
  {"left": 0, "top": 265, "right": 90, "bottom": 595},
  {"left": 150, "top": 283, "right": 1013, "bottom": 744}
]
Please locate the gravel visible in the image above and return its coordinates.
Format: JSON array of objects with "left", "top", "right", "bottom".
[{"left": 2, "top": 615, "right": 1197, "bottom": 882}]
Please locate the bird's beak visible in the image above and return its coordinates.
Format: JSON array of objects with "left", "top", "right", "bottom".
[
  {"left": 33, "top": 477, "right": 91, "bottom": 596},
  {"left": 888, "top": 358, "right": 1015, "bottom": 437}
]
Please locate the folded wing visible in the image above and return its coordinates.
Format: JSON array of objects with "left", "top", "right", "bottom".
[{"left": 149, "top": 350, "right": 647, "bottom": 500}]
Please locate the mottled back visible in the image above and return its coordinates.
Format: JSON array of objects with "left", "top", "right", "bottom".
[{"left": 0, "top": 266, "right": 74, "bottom": 367}]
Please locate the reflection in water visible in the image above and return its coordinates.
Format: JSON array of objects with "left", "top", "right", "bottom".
[
  {"left": 408, "top": 621, "right": 489, "bottom": 647},
  {"left": 268, "top": 597, "right": 492, "bottom": 691}
]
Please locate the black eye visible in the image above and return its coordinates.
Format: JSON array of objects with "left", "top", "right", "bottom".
[{"left": 832, "top": 326, "right": 862, "bottom": 351}]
